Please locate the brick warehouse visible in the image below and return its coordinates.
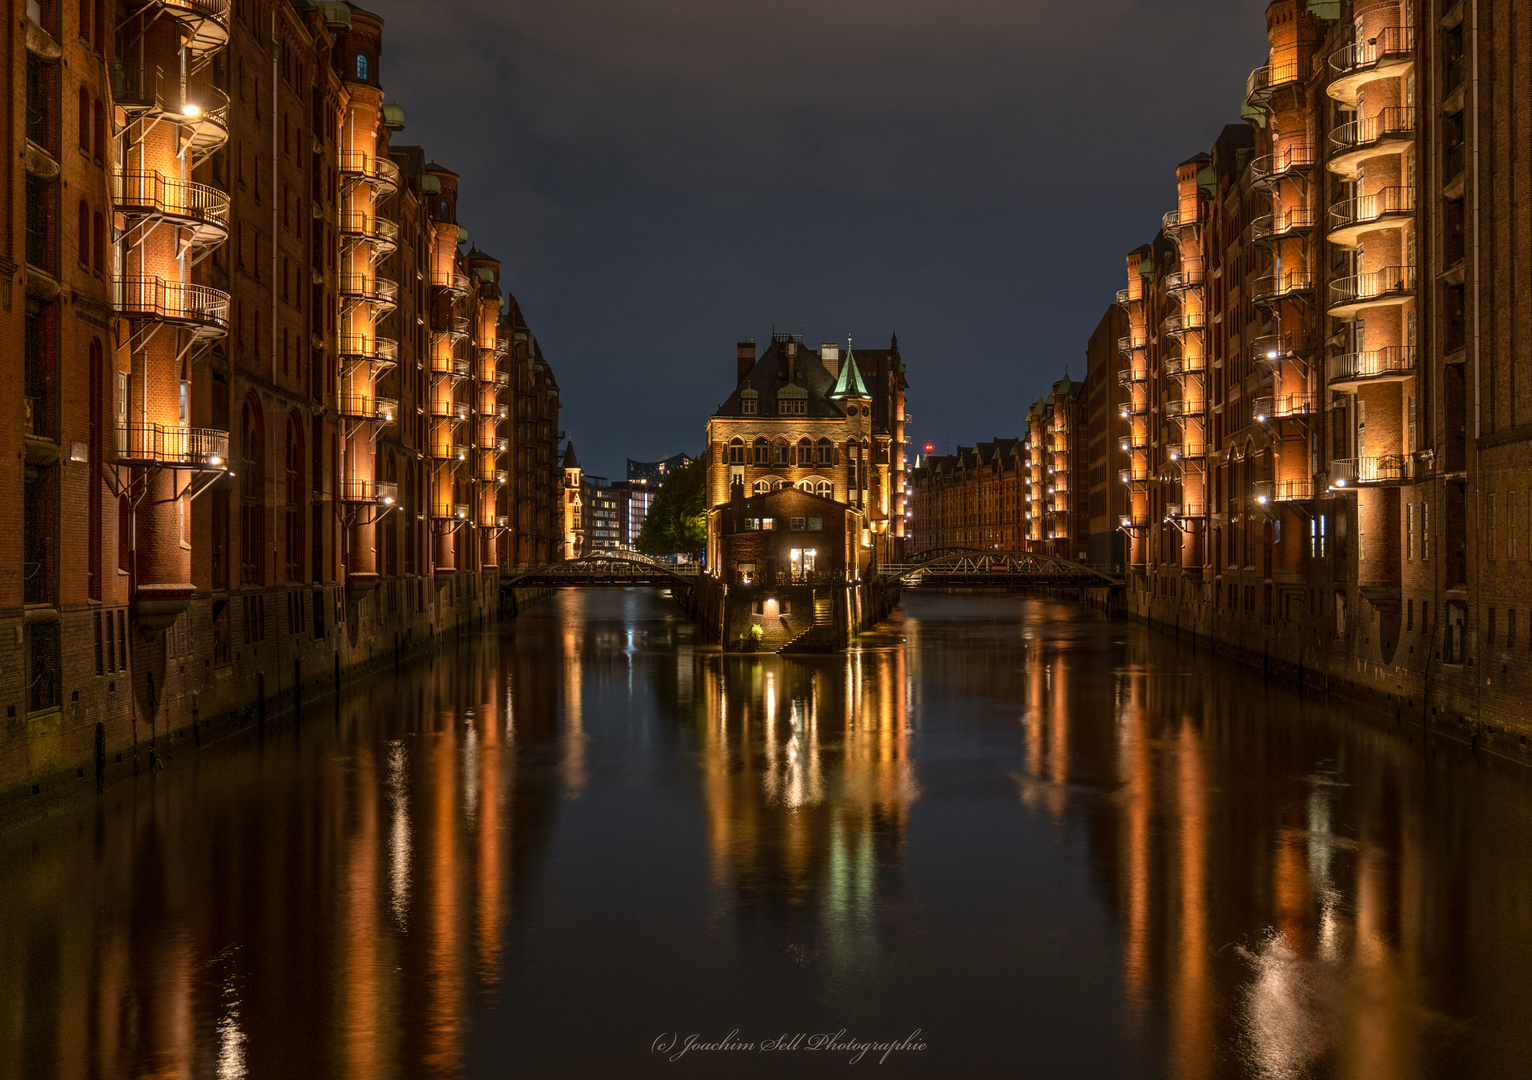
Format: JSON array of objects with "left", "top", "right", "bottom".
[
  {"left": 1, "top": 0, "right": 563, "bottom": 805},
  {"left": 912, "top": 0, "right": 1532, "bottom": 759}
]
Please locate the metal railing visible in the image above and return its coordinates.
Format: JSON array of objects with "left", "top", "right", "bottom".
[
  {"left": 1328, "top": 345, "right": 1417, "bottom": 384},
  {"left": 1163, "top": 311, "right": 1206, "bottom": 336},
  {"left": 337, "top": 212, "right": 399, "bottom": 248},
  {"left": 1330, "top": 107, "right": 1416, "bottom": 155},
  {"left": 430, "top": 269, "right": 472, "bottom": 295},
  {"left": 336, "top": 395, "right": 396, "bottom": 422},
  {"left": 337, "top": 335, "right": 399, "bottom": 363},
  {"left": 1165, "top": 502, "right": 1207, "bottom": 519},
  {"left": 115, "top": 276, "right": 230, "bottom": 332},
  {"left": 428, "top": 399, "right": 470, "bottom": 420},
  {"left": 1165, "top": 260, "right": 1204, "bottom": 291},
  {"left": 1246, "top": 59, "right": 1303, "bottom": 103},
  {"left": 1252, "top": 393, "right": 1318, "bottom": 422},
  {"left": 1252, "top": 269, "right": 1314, "bottom": 303},
  {"left": 1249, "top": 143, "right": 1318, "bottom": 184},
  {"left": 337, "top": 274, "right": 399, "bottom": 308},
  {"left": 1253, "top": 478, "right": 1314, "bottom": 504},
  {"left": 1329, "top": 25, "right": 1415, "bottom": 78},
  {"left": 114, "top": 423, "right": 228, "bottom": 466},
  {"left": 1163, "top": 208, "right": 1196, "bottom": 234},
  {"left": 1329, "top": 186, "right": 1415, "bottom": 231},
  {"left": 113, "top": 171, "right": 228, "bottom": 232},
  {"left": 1251, "top": 207, "right": 1318, "bottom": 241},
  {"left": 1329, "top": 264, "right": 1417, "bottom": 307},
  {"left": 113, "top": 67, "right": 230, "bottom": 147},
  {"left": 337, "top": 152, "right": 401, "bottom": 194},
  {"left": 1253, "top": 331, "right": 1311, "bottom": 365},
  {"left": 1331, "top": 455, "right": 1408, "bottom": 486}
]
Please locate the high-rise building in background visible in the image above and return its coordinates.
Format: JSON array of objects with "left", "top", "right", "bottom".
[{"left": 2, "top": 0, "right": 563, "bottom": 803}]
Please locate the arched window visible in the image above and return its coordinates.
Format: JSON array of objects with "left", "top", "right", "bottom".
[
  {"left": 285, "top": 415, "right": 304, "bottom": 581},
  {"left": 796, "top": 438, "right": 813, "bottom": 466},
  {"left": 816, "top": 480, "right": 833, "bottom": 499},
  {"left": 78, "top": 88, "right": 90, "bottom": 151},
  {"left": 773, "top": 437, "right": 790, "bottom": 465},
  {"left": 77, "top": 201, "right": 90, "bottom": 265},
  {"left": 753, "top": 480, "right": 771, "bottom": 495},
  {"left": 93, "top": 0, "right": 104, "bottom": 51},
  {"left": 92, "top": 211, "right": 104, "bottom": 271},
  {"left": 79, "top": 0, "right": 90, "bottom": 39},
  {"left": 753, "top": 437, "right": 769, "bottom": 464},
  {"left": 92, "top": 99, "right": 104, "bottom": 159},
  {"left": 356, "top": 54, "right": 368, "bottom": 81},
  {"left": 727, "top": 437, "right": 744, "bottom": 464},
  {"left": 816, "top": 438, "right": 834, "bottom": 465}
]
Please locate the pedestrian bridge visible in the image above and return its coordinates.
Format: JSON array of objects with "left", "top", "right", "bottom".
[
  {"left": 879, "top": 549, "right": 1122, "bottom": 588},
  {"left": 501, "top": 551, "right": 703, "bottom": 589}
]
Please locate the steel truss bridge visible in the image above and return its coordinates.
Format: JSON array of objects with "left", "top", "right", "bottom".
[
  {"left": 879, "top": 549, "right": 1122, "bottom": 588},
  {"left": 501, "top": 551, "right": 703, "bottom": 589}
]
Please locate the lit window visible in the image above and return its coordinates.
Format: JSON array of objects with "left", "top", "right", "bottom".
[
  {"left": 808, "top": 517, "right": 823, "bottom": 531},
  {"left": 356, "top": 54, "right": 368, "bottom": 80}
]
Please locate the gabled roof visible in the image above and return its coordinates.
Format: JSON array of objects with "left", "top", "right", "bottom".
[{"left": 713, "top": 338, "right": 845, "bottom": 419}]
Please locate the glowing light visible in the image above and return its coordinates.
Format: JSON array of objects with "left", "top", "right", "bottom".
[
  {"left": 210, "top": 455, "right": 223, "bottom": 466},
  {"left": 1267, "top": 350, "right": 1279, "bottom": 359},
  {"left": 182, "top": 103, "right": 202, "bottom": 118}
]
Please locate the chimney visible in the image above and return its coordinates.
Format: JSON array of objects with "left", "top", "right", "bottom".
[
  {"left": 820, "top": 343, "right": 841, "bottom": 378},
  {"left": 736, "top": 342, "right": 756, "bottom": 383},
  {"left": 784, "top": 339, "right": 797, "bottom": 382}
]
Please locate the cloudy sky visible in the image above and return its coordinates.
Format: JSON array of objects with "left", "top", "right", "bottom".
[{"left": 363, "top": 0, "right": 1269, "bottom": 478}]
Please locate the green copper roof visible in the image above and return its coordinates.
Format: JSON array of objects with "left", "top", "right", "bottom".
[{"left": 829, "top": 347, "right": 870, "bottom": 399}]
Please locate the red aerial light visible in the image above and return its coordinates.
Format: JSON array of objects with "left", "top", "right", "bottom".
[{"left": 924, "top": 443, "right": 934, "bottom": 452}]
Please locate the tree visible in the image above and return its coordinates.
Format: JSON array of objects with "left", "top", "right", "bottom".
[{"left": 636, "top": 459, "right": 707, "bottom": 559}]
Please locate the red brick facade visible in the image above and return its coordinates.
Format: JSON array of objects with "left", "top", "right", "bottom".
[{"left": 1, "top": 0, "right": 563, "bottom": 805}]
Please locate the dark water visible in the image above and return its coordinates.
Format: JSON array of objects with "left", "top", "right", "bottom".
[{"left": 3, "top": 590, "right": 1531, "bottom": 1080}]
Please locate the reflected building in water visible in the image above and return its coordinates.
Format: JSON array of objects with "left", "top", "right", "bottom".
[
  {"left": 0, "top": 633, "right": 564, "bottom": 1080},
  {"left": 687, "top": 647, "right": 915, "bottom": 966}
]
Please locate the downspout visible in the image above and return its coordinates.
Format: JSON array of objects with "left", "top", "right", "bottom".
[
  {"left": 1471, "top": 0, "right": 1481, "bottom": 440},
  {"left": 271, "top": 10, "right": 279, "bottom": 387}
]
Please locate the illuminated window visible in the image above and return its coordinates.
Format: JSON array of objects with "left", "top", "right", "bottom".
[{"left": 356, "top": 54, "right": 368, "bottom": 80}]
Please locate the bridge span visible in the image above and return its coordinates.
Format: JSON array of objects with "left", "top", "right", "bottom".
[{"left": 879, "top": 549, "right": 1123, "bottom": 589}]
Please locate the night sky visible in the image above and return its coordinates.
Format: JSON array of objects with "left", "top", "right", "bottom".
[{"left": 364, "top": 0, "right": 1269, "bottom": 479}]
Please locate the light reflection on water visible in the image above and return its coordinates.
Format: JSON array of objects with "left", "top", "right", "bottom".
[{"left": 0, "top": 590, "right": 1529, "bottom": 1079}]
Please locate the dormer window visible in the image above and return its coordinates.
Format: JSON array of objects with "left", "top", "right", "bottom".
[
  {"left": 742, "top": 399, "right": 756, "bottom": 414},
  {"left": 779, "top": 399, "right": 806, "bottom": 415},
  {"left": 356, "top": 54, "right": 369, "bottom": 80}
]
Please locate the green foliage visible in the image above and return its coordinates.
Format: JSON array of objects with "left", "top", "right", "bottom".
[{"left": 636, "top": 459, "right": 707, "bottom": 558}]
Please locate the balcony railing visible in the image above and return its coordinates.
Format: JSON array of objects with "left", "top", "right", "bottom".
[
  {"left": 1330, "top": 107, "right": 1416, "bottom": 157},
  {"left": 114, "top": 423, "right": 228, "bottom": 467},
  {"left": 1252, "top": 479, "right": 1314, "bottom": 505},
  {"left": 430, "top": 502, "right": 472, "bottom": 520},
  {"left": 1120, "top": 512, "right": 1149, "bottom": 530},
  {"left": 430, "top": 269, "right": 472, "bottom": 295},
  {"left": 1165, "top": 261, "right": 1205, "bottom": 292},
  {"left": 1115, "top": 287, "right": 1137, "bottom": 309},
  {"left": 336, "top": 395, "right": 397, "bottom": 423},
  {"left": 1251, "top": 207, "right": 1318, "bottom": 242},
  {"left": 338, "top": 274, "right": 399, "bottom": 309},
  {"left": 1163, "top": 311, "right": 1206, "bottom": 337},
  {"left": 1327, "top": 345, "right": 1417, "bottom": 385},
  {"left": 1330, "top": 455, "right": 1408, "bottom": 487},
  {"left": 115, "top": 276, "right": 229, "bottom": 335},
  {"left": 1251, "top": 269, "right": 1314, "bottom": 303},
  {"left": 1117, "top": 367, "right": 1147, "bottom": 388},
  {"left": 338, "top": 152, "right": 401, "bottom": 195},
  {"left": 1249, "top": 144, "right": 1318, "bottom": 186},
  {"left": 151, "top": 0, "right": 231, "bottom": 53},
  {"left": 1253, "top": 331, "right": 1313, "bottom": 366},
  {"left": 1253, "top": 393, "right": 1318, "bottom": 423},
  {"left": 1329, "top": 264, "right": 1416, "bottom": 309},
  {"left": 339, "top": 478, "right": 384, "bottom": 504},
  {"left": 337, "top": 335, "right": 399, "bottom": 364},
  {"left": 113, "top": 67, "right": 229, "bottom": 157},
  {"left": 337, "top": 212, "right": 400, "bottom": 251},
  {"left": 1328, "top": 186, "right": 1415, "bottom": 233},
  {"left": 1163, "top": 208, "right": 1197, "bottom": 234},
  {"left": 1328, "top": 25, "right": 1415, "bottom": 80},
  {"left": 495, "top": 371, "right": 511, "bottom": 388},
  {"left": 1246, "top": 59, "right": 1303, "bottom": 105},
  {"left": 113, "top": 171, "right": 229, "bottom": 240}
]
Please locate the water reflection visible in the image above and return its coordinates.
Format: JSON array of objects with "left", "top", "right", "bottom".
[{"left": 0, "top": 591, "right": 1528, "bottom": 1079}]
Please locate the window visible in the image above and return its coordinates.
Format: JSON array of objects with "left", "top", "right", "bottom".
[
  {"left": 817, "top": 439, "right": 834, "bottom": 464},
  {"left": 790, "top": 517, "right": 806, "bottom": 531},
  {"left": 93, "top": 99, "right": 104, "bottom": 160},
  {"left": 92, "top": 211, "right": 103, "bottom": 271},
  {"left": 753, "top": 437, "right": 768, "bottom": 464},
  {"left": 77, "top": 88, "right": 90, "bottom": 152},
  {"left": 773, "top": 440, "right": 789, "bottom": 465},
  {"left": 808, "top": 517, "right": 823, "bottom": 531},
  {"left": 356, "top": 54, "right": 368, "bottom": 80},
  {"left": 760, "top": 517, "right": 775, "bottom": 530},
  {"left": 77, "top": 200, "right": 89, "bottom": 264},
  {"left": 1421, "top": 500, "right": 1429, "bottom": 560},
  {"left": 1405, "top": 503, "right": 1413, "bottom": 560},
  {"left": 741, "top": 399, "right": 756, "bottom": 415},
  {"left": 1510, "top": 610, "right": 1518, "bottom": 650},
  {"left": 1509, "top": 493, "right": 1518, "bottom": 561},
  {"left": 1488, "top": 493, "right": 1497, "bottom": 560},
  {"left": 797, "top": 439, "right": 812, "bottom": 466},
  {"left": 753, "top": 480, "right": 771, "bottom": 495},
  {"left": 727, "top": 438, "right": 744, "bottom": 465}
]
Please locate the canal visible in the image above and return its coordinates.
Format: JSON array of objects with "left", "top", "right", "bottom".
[{"left": 2, "top": 590, "right": 1530, "bottom": 1079}]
